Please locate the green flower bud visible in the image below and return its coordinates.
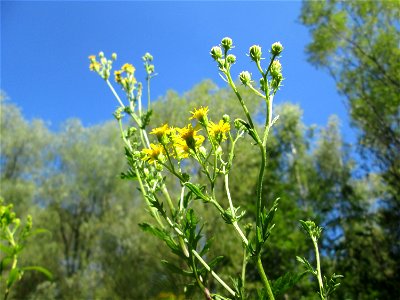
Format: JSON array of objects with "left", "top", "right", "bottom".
[
  {"left": 270, "top": 42, "right": 283, "bottom": 56},
  {"left": 221, "top": 37, "right": 233, "bottom": 51},
  {"left": 249, "top": 45, "right": 262, "bottom": 62},
  {"left": 210, "top": 46, "right": 223, "bottom": 60},
  {"left": 98, "top": 51, "right": 105, "bottom": 58},
  {"left": 234, "top": 118, "right": 246, "bottom": 131},
  {"left": 215, "top": 146, "right": 223, "bottom": 157},
  {"left": 111, "top": 53, "right": 117, "bottom": 61},
  {"left": 239, "top": 71, "right": 252, "bottom": 86},
  {"left": 142, "top": 52, "right": 153, "bottom": 62},
  {"left": 271, "top": 74, "right": 283, "bottom": 90},
  {"left": 270, "top": 60, "right": 282, "bottom": 78},
  {"left": 226, "top": 54, "right": 236, "bottom": 64},
  {"left": 113, "top": 107, "right": 124, "bottom": 120},
  {"left": 222, "top": 114, "right": 230, "bottom": 123}
]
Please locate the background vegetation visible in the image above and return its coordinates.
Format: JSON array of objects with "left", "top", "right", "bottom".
[{"left": 1, "top": 1, "right": 399, "bottom": 299}]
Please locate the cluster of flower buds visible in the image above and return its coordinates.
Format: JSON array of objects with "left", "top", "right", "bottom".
[
  {"left": 210, "top": 37, "right": 236, "bottom": 71},
  {"left": 88, "top": 51, "right": 116, "bottom": 80},
  {"left": 142, "top": 52, "right": 156, "bottom": 78},
  {"left": 270, "top": 60, "right": 283, "bottom": 90}
]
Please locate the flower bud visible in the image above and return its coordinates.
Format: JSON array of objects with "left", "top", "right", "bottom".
[
  {"left": 111, "top": 53, "right": 117, "bottom": 61},
  {"left": 210, "top": 46, "right": 223, "bottom": 60},
  {"left": 270, "top": 60, "right": 282, "bottom": 78},
  {"left": 239, "top": 71, "right": 252, "bottom": 86},
  {"left": 270, "top": 42, "right": 283, "bottom": 56},
  {"left": 142, "top": 52, "right": 153, "bottom": 62},
  {"left": 221, "top": 37, "right": 233, "bottom": 51},
  {"left": 98, "top": 51, "right": 105, "bottom": 58},
  {"left": 226, "top": 54, "right": 236, "bottom": 64},
  {"left": 249, "top": 45, "right": 262, "bottom": 62},
  {"left": 271, "top": 74, "right": 283, "bottom": 90},
  {"left": 234, "top": 118, "right": 246, "bottom": 131},
  {"left": 222, "top": 114, "right": 230, "bottom": 123}
]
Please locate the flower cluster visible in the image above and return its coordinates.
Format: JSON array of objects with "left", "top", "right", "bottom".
[
  {"left": 88, "top": 51, "right": 116, "bottom": 80},
  {"left": 141, "top": 106, "right": 231, "bottom": 166}
]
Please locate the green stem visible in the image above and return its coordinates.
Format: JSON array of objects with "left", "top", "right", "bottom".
[
  {"left": 256, "top": 142, "right": 267, "bottom": 229},
  {"left": 192, "top": 250, "right": 236, "bottom": 297},
  {"left": 256, "top": 256, "right": 275, "bottom": 300},
  {"left": 313, "top": 238, "right": 325, "bottom": 300},
  {"left": 106, "top": 79, "right": 125, "bottom": 108},
  {"left": 161, "top": 184, "right": 175, "bottom": 215}
]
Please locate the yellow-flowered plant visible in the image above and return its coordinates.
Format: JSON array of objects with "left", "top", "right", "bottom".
[{"left": 89, "top": 37, "right": 342, "bottom": 300}]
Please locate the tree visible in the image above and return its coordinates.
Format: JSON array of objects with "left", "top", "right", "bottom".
[{"left": 300, "top": 1, "right": 400, "bottom": 298}]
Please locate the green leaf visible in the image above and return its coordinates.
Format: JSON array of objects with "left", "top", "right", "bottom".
[
  {"left": 139, "top": 223, "right": 167, "bottom": 241},
  {"left": 140, "top": 110, "right": 153, "bottom": 129},
  {"left": 22, "top": 266, "right": 53, "bottom": 280},
  {"left": 161, "top": 260, "right": 193, "bottom": 277},
  {"left": 184, "top": 182, "right": 209, "bottom": 202},
  {"left": 0, "top": 244, "right": 13, "bottom": 256},
  {"left": 7, "top": 268, "right": 22, "bottom": 288},
  {"left": 296, "top": 256, "right": 315, "bottom": 275},
  {"left": 272, "top": 271, "right": 307, "bottom": 295}
]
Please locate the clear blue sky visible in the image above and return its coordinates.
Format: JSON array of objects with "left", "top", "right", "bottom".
[{"left": 1, "top": 1, "right": 352, "bottom": 140}]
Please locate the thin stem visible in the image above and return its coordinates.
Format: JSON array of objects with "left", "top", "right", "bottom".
[
  {"left": 161, "top": 184, "right": 175, "bottom": 215},
  {"left": 256, "top": 142, "right": 267, "bottom": 229},
  {"left": 224, "top": 169, "right": 249, "bottom": 246},
  {"left": 256, "top": 256, "right": 275, "bottom": 300},
  {"left": 179, "top": 186, "right": 185, "bottom": 211},
  {"left": 147, "top": 75, "right": 151, "bottom": 110},
  {"left": 241, "top": 246, "right": 247, "bottom": 290},
  {"left": 313, "top": 238, "right": 325, "bottom": 300},
  {"left": 106, "top": 79, "right": 125, "bottom": 108},
  {"left": 192, "top": 250, "right": 236, "bottom": 297}
]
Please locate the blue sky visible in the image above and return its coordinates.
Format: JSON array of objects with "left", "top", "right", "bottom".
[{"left": 1, "top": 1, "right": 353, "bottom": 140}]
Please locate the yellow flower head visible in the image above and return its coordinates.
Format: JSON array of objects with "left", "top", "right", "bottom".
[
  {"left": 176, "top": 124, "right": 205, "bottom": 151},
  {"left": 172, "top": 137, "right": 190, "bottom": 160},
  {"left": 150, "top": 124, "right": 172, "bottom": 139},
  {"left": 88, "top": 55, "right": 96, "bottom": 62},
  {"left": 189, "top": 106, "right": 209, "bottom": 122},
  {"left": 142, "top": 143, "right": 165, "bottom": 164},
  {"left": 208, "top": 120, "right": 230, "bottom": 143},
  {"left": 89, "top": 61, "right": 101, "bottom": 72},
  {"left": 121, "top": 63, "right": 135, "bottom": 74}
]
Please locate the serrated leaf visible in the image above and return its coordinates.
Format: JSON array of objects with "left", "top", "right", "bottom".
[
  {"left": 139, "top": 223, "right": 166, "bottom": 240},
  {"left": 184, "top": 182, "right": 209, "bottom": 202},
  {"left": 272, "top": 271, "right": 307, "bottom": 295},
  {"left": 22, "top": 266, "right": 53, "bottom": 280},
  {"left": 296, "top": 256, "right": 315, "bottom": 274}
]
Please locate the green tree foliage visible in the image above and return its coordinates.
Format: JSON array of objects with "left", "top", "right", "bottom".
[{"left": 300, "top": 1, "right": 400, "bottom": 298}]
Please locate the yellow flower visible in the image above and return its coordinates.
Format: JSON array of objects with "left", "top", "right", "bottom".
[
  {"left": 176, "top": 124, "right": 205, "bottom": 151},
  {"left": 121, "top": 63, "right": 135, "bottom": 74},
  {"left": 172, "top": 137, "right": 190, "bottom": 159},
  {"left": 89, "top": 61, "right": 101, "bottom": 72},
  {"left": 189, "top": 106, "right": 209, "bottom": 122},
  {"left": 88, "top": 55, "right": 96, "bottom": 62},
  {"left": 208, "top": 120, "right": 230, "bottom": 142},
  {"left": 142, "top": 143, "right": 165, "bottom": 163},
  {"left": 150, "top": 124, "right": 172, "bottom": 139},
  {"left": 114, "top": 70, "right": 122, "bottom": 83}
]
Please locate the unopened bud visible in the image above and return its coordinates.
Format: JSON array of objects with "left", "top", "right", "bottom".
[
  {"left": 239, "top": 71, "right": 252, "bottom": 86},
  {"left": 199, "top": 146, "right": 207, "bottom": 157},
  {"left": 222, "top": 114, "right": 230, "bottom": 123},
  {"left": 270, "top": 60, "right": 282, "bottom": 78},
  {"left": 215, "top": 146, "right": 223, "bottom": 156},
  {"left": 270, "top": 42, "right": 283, "bottom": 56},
  {"left": 98, "top": 51, "right": 105, "bottom": 58},
  {"left": 249, "top": 45, "right": 262, "bottom": 62},
  {"left": 111, "top": 53, "right": 117, "bottom": 61},
  {"left": 226, "top": 54, "right": 236, "bottom": 64},
  {"left": 142, "top": 52, "right": 153, "bottom": 61},
  {"left": 210, "top": 46, "right": 223, "bottom": 60},
  {"left": 221, "top": 37, "right": 233, "bottom": 51}
]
